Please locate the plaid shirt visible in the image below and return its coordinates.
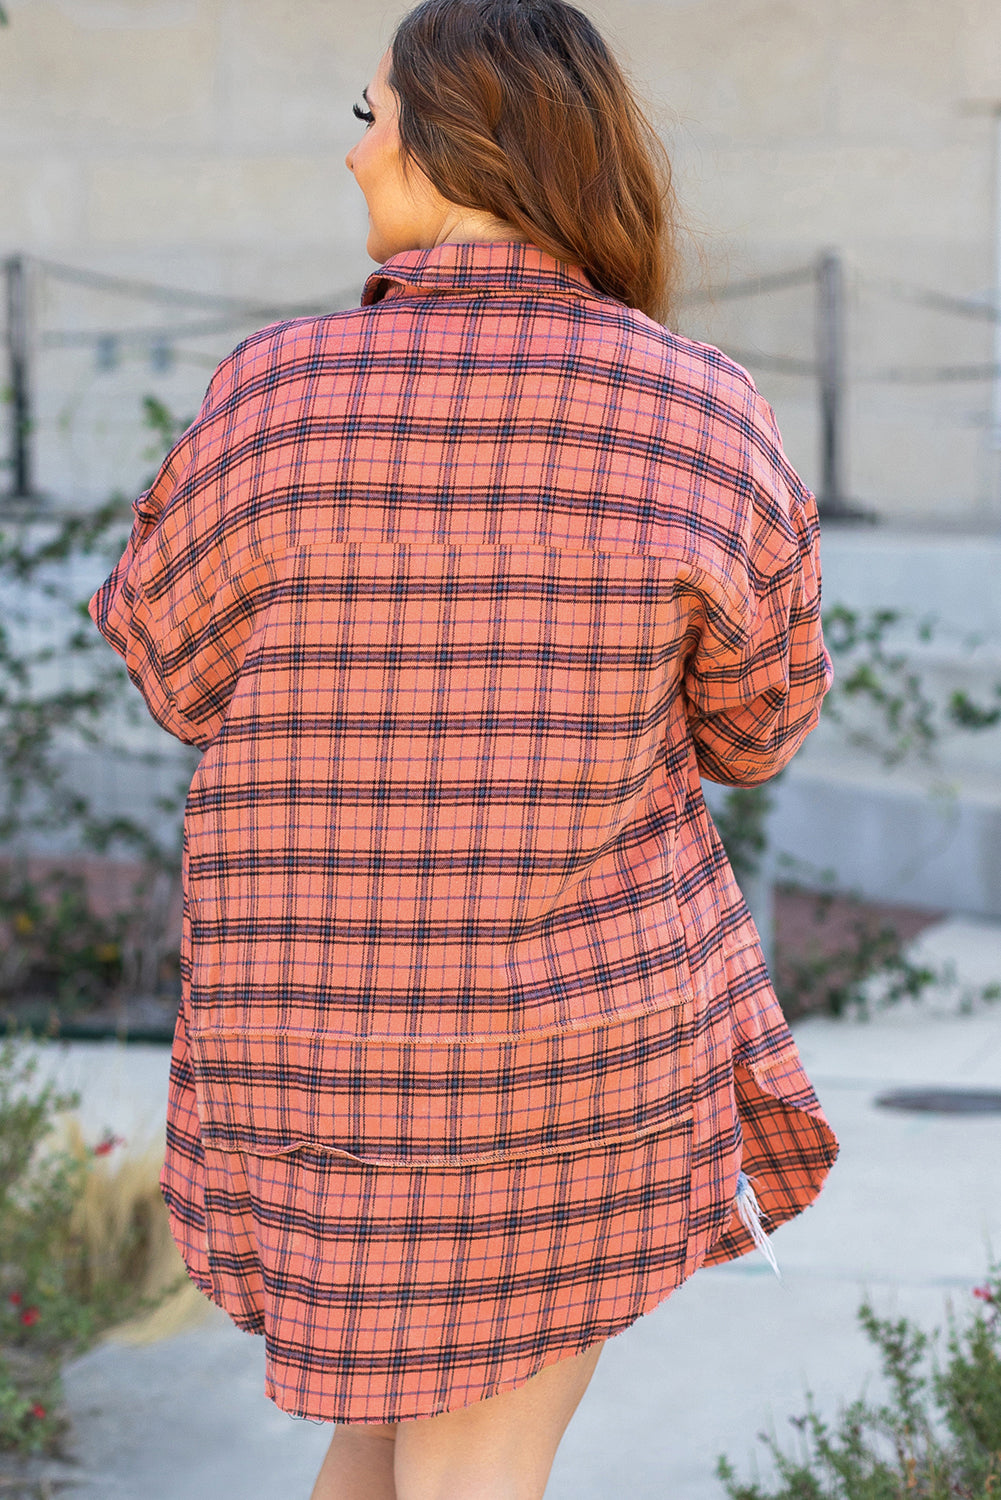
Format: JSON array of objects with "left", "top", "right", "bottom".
[{"left": 90, "top": 240, "right": 837, "bottom": 1423}]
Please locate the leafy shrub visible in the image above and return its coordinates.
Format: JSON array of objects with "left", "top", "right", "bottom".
[
  {"left": 717, "top": 1269, "right": 1001, "bottom": 1498},
  {"left": 0, "top": 865, "right": 127, "bottom": 1009},
  {"left": 0, "top": 1034, "right": 182, "bottom": 1455}
]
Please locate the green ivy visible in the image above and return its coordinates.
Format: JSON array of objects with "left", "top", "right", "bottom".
[
  {"left": 948, "top": 687, "right": 1001, "bottom": 732},
  {"left": 713, "top": 605, "right": 1001, "bottom": 1017},
  {"left": 0, "top": 400, "right": 197, "bottom": 1021},
  {"left": 710, "top": 781, "right": 776, "bottom": 885}
]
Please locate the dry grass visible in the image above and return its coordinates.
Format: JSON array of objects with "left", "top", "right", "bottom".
[{"left": 54, "top": 1118, "right": 213, "bottom": 1346}]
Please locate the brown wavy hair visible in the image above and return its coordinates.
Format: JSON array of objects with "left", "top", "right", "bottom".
[{"left": 387, "top": 0, "right": 680, "bottom": 324}]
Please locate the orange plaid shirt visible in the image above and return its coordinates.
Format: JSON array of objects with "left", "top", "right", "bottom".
[{"left": 89, "top": 240, "right": 837, "bottom": 1423}]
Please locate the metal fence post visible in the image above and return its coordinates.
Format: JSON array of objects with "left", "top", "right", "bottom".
[
  {"left": 990, "top": 107, "right": 1001, "bottom": 455},
  {"left": 739, "top": 855, "right": 775, "bottom": 978},
  {"left": 815, "top": 249, "right": 852, "bottom": 518},
  {"left": 4, "top": 254, "right": 34, "bottom": 501}
]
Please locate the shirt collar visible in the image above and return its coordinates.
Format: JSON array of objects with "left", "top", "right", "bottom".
[{"left": 361, "top": 239, "right": 599, "bottom": 305}]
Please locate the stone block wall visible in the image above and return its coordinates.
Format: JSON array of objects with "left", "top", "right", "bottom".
[{"left": 0, "top": 0, "right": 998, "bottom": 524}]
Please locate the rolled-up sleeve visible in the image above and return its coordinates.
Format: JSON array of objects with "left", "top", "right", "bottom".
[
  {"left": 681, "top": 394, "right": 833, "bottom": 787},
  {"left": 87, "top": 352, "right": 265, "bottom": 750}
]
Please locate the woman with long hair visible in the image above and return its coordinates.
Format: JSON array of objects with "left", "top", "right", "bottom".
[{"left": 90, "top": 2, "right": 838, "bottom": 1496}]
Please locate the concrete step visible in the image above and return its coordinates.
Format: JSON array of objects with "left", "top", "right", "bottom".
[
  {"left": 762, "top": 527, "right": 1001, "bottom": 916},
  {"left": 767, "top": 753, "right": 1001, "bottom": 917}
]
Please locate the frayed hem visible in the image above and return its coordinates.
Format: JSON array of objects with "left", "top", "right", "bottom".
[{"left": 735, "top": 1170, "right": 781, "bottom": 1280}]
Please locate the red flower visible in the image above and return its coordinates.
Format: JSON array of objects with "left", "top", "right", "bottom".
[
  {"left": 92, "top": 1133, "right": 126, "bottom": 1157},
  {"left": 20, "top": 1306, "right": 40, "bottom": 1326},
  {"left": 973, "top": 1285, "right": 995, "bottom": 1303},
  {"left": 30, "top": 1404, "right": 46, "bottom": 1420},
  {"left": 8, "top": 1292, "right": 22, "bottom": 1307}
]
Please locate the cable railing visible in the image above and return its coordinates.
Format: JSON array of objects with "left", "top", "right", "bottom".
[
  {"left": 4, "top": 250, "right": 1001, "bottom": 521},
  {"left": 2, "top": 253, "right": 358, "bottom": 510},
  {"left": 679, "top": 253, "right": 1001, "bottom": 520}
]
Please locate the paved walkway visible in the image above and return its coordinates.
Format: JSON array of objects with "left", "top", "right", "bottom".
[{"left": 14, "top": 915, "right": 1001, "bottom": 1498}]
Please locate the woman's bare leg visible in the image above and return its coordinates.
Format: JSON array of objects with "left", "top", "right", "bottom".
[
  {"left": 309, "top": 1422, "right": 397, "bottom": 1500},
  {"left": 393, "top": 1340, "right": 604, "bottom": 1500}
]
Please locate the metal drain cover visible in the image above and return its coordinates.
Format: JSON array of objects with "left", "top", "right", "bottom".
[{"left": 875, "top": 1088, "right": 1001, "bottom": 1115}]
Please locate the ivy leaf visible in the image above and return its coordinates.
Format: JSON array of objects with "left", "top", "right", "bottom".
[{"left": 947, "top": 687, "right": 1001, "bottom": 731}]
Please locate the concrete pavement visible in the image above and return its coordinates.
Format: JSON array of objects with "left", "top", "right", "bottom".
[{"left": 14, "top": 913, "right": 1001, "bottom": 1498}]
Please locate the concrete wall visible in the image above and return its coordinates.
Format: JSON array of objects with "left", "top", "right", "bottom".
[{"left": 2, "top": 0, "right": 1000, "bottom": 524}]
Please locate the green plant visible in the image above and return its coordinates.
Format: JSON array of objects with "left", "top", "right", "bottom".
[
  {"left": 717, "top": 1268, "right": 1001, "bottom": 1499},
  {"left": 711, "top": 606, "right": 1001, "bottom": 1018},
  {"left": 0, "top": 865, "right": 127, "bottom": 1008},
  {"left": 0, "top": 397, "right": 197, "bottom": 1017},
  {"left": 0, "top": 1034, "right": 180, "bottom": 1455},
  {"left": 774, "top": 896, "right": 934, "bottom": 1020},
  {"left": 712, "top": 781, "right": 777, "bottom": 885},
  {"left": 766, "top": 869, "right": 1001, "bottom": 1021},
  {"left": 0, "top": 1036, "right": 78, "bottom": 1456},
  {"left": 0, "top": 1350, "right": 64, "bottom": 1458},
  {"left": 0, "top": 489, "right": 189, "bottom": 867},
  {"left": 821, "top": 605, "right": 938, "bottom": 768},
  {"left": 139, "top": 394, "right": 193, "bottom": 457}
]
